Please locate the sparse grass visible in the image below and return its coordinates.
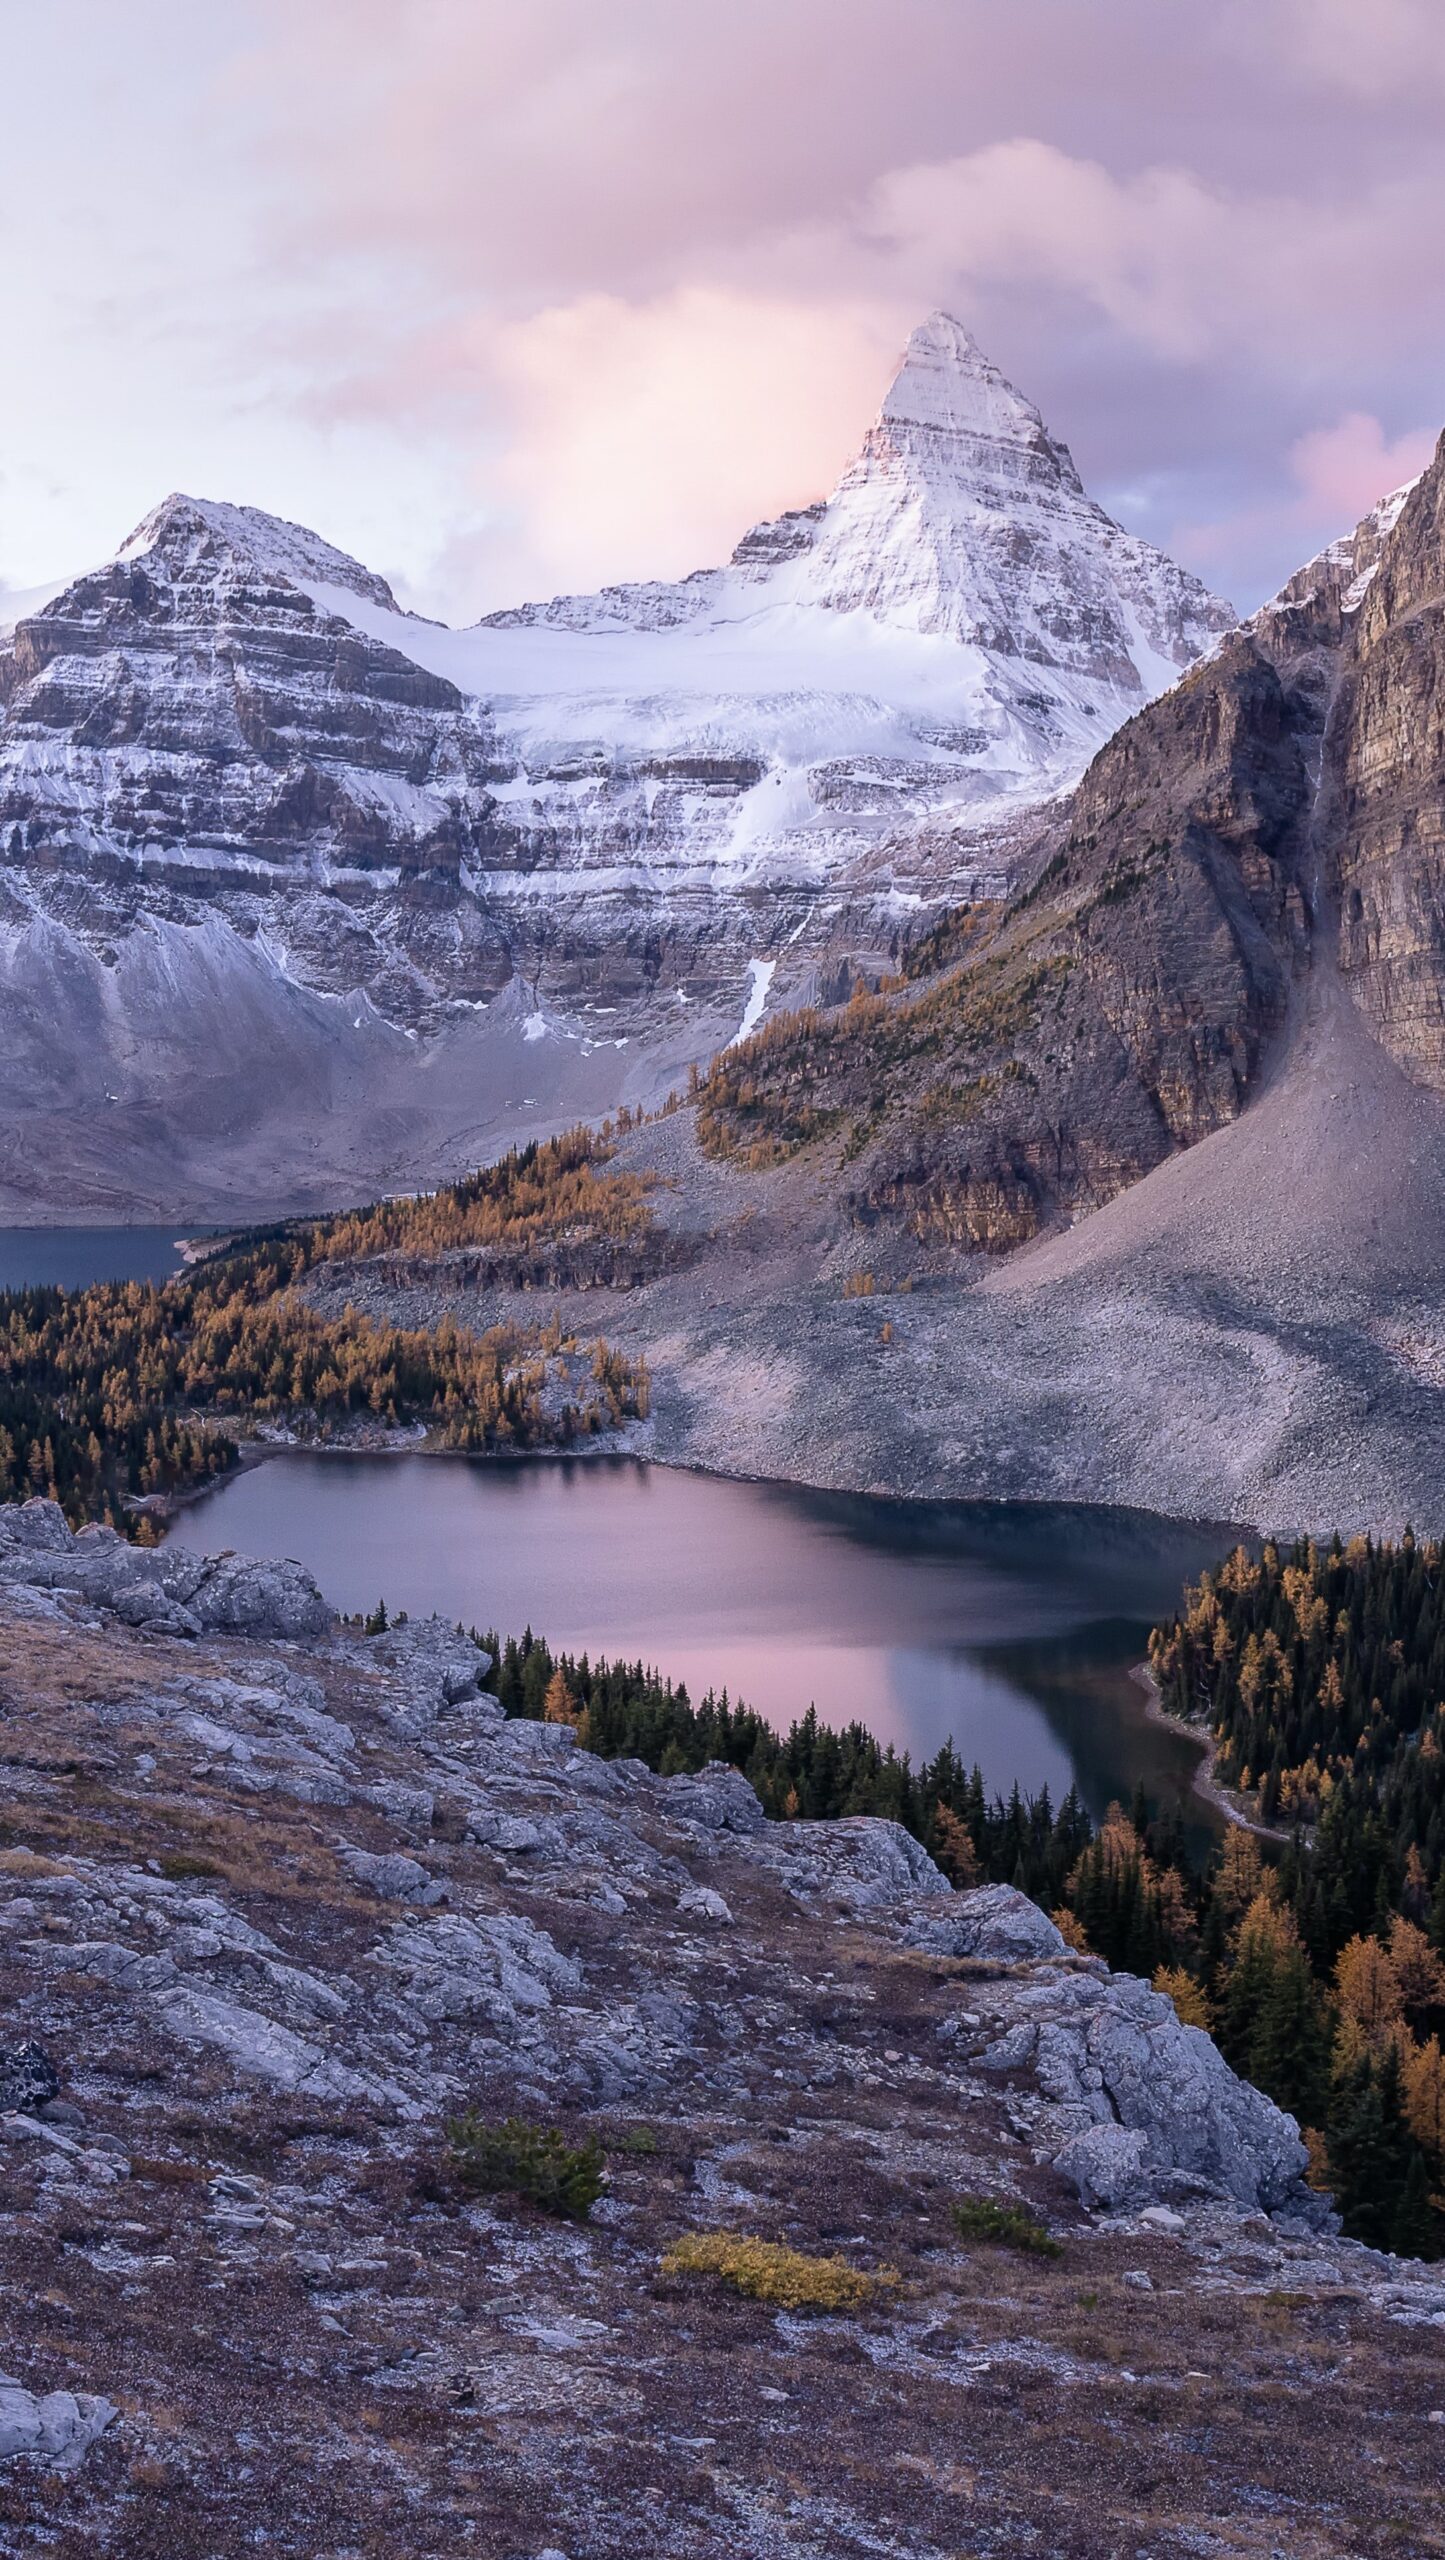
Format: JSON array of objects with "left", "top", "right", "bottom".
[
  {"left": 611, "top": 2125, "right": 658, "bottom": 2156},
  {"left": 0, "top": 1846, "right": 64, "bottom": 1877},
  {"left": 950, "top": 2196, "right": 1062, "bottom": 2257},
  {"left": 130, "top": 2156, "right": 208, "bottom": 2188},
  {"left": 445, "top": 2114, "right": 607, "bottom": 2220},
  {"left": 660, "top": 2230, "right": 896, "bottom": 2312}
]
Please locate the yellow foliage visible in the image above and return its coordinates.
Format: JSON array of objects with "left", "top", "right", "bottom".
[
  {"left": 1387, "top": 1915, "right": 1445, "bottom": 2020},
  {"left": 1233, "top": 1892, "right": 1299, "bottom": 1967},
  {"left": 1153, "top": 1966, "right": 1212, "bottom": 2031},
  {"left": 932, "top": 1805, "right": 980, "bottom": 1889},
  {"left": 1052, "top": 1905, "right": 1091, "bottom": 1954},
  {"left": 1333, "top": 1933, "right": 1405, "bottom": 2051},
  {"left": 314, "top": 1126, "right": 659, "bottom": 1266},
  {"left": 1214, "top": 1828, "right": 1266, "bottom": 1922},
  {"left": 542, "top": 1669, "right": 578, "bottom": 1726},
  {"left": 660, "top": 2231, "right": 894, "bottom": 2312},
  {"left": 1404, "top": 2036, "right": 1445, "bottom": 2163},
  {"left": 1302, "top": 2127, "right": 1332, "bottom": 2191}
]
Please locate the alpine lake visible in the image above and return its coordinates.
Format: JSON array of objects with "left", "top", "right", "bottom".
[{"left": 2, "top": 1225, "right": 1238, "bottom": 1829}]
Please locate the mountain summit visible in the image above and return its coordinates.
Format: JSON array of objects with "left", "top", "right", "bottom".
[
  {"left": 798, "top": 314, "right": 1231, "bottom": 674},
  {"left": 0, "top": 315, "right": 1237, "bottom": 1215},
  {"left": 879, "top": 311, "right": 1045, "bottom": 439},
  {"left": 115, "top": 492, "right": 403, "bottom": 612},
  {"left": 489, "top": 313, "right": 1233, "bottom": 689}
]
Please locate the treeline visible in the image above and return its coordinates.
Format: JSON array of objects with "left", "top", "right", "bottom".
[
  {"left": 689, "top": 941, "right": 1066, "bottom": 1262},
  {"left": 301, "top": 1125, "right": 673, "bottom": 1288},
  {"left": 480, "top": 1623, "right": 1445, "bottom": 2257},
  {"left": 483, "top": 1624, "right": 1095, "bottom": 1889},
  {"left": 0, "top": 1163, "right": 654, "bottom": 1529}
]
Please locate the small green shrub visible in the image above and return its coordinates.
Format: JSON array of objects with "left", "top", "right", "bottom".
[
  {"left": 612, "top": 2125, "right": 658, "bottom": 2156},
  {"left": 446, "top": 2114, "right": 606, "bottom": 2220},
  {"left": 950, "top": 2196, "right": 1061, "bottom": 2257}
]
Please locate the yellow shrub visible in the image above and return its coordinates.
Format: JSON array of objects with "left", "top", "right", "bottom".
[{"left": 660, "top": 2231, "right": 894, "bottom": 2312}]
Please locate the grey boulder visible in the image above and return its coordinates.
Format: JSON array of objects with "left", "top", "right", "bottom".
[
  {"left": 341, "top": 1849, "right": 446, "bottom": 1906},
  {"left": 0, "top": 2381, "right": 117, "bottom": 2472},
  {"left": 985, "top": 1969, "right": 1313, "bottom": 2213},
  {"left": 1053, "top": 2124, "right": 1152, "bottom": 2210},
  {"left": 755, "top": 1815, "right": 950, "bottom": 1910},
  {"left": 660, "top": 1762, "right": 768, "bottom": 1837},
  {"left": 908, "top": 1884, "right": 1068, "bottom": 1964}
]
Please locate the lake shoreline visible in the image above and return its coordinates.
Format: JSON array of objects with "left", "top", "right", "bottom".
[
  {"left": 155, "top": 1422, "right": 1253, "bottom": 1548},
  {"left": 1132, "top": 1660, "right": 1292, "bottom": 1843}
]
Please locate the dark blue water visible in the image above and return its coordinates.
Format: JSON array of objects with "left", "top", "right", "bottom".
[
  {"left": 165, "top": 1452, "right": 1235, "bottom": 1824},
  {"left": 0, "top": 1228, "right": 197, "bottom": 1290}
]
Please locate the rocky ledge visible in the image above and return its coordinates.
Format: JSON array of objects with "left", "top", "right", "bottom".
[{"left": 0, "top": 1502, "right": 1440, "bottom": 2557}]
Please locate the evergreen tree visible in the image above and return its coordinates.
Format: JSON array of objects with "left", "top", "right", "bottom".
[{"left": 1389, "top": 2148, "right": 1440, "bottom": 2262}]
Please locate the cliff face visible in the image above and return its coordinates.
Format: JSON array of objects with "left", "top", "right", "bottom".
[
  {"left": 1327, "top": 438, "right": 1445, "bottom": 1079},
  {"left": 696, "top": 630, "right": 1313, "bottom": 1251},
  {"left": 0, "top": 496, "right": 517, "bottom": 1029},
  {"left": 697, "top": 435, "right": 1445, "bottom": 1262}
]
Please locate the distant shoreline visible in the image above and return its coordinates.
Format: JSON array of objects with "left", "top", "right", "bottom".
[{"left": 1132, "top": 1660, "right": 1290, "bottom": 1843}]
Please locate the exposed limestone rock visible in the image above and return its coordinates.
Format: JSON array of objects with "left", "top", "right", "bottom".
[
  {"left": 0, "top": 1500, "right": 331, "bottom": 1639},
  {"left": 0, "top": 325, "right": 1231, "bottom": 1218},
  {"left": 907, "top": 1881, "right": 1067, "bottom": 1964},
  {"left": 0, "top": 2380, "right": 116, "bottom": 2473},
  {"left": 1329, "top": 436, "right": 1445, "bottom": 1082},
  {"left": 751, "top": 1812, "right": 951, "bottom": 1910},
  {"left": 340, "top": 1849, "right": 446, "bottom": 1905}
]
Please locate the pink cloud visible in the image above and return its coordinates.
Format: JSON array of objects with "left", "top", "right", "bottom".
[
  {"left": 1245, "top": 0, "right": 1445, "bottom": 97},
  {"left": 13, "top": 0, "right": 1445, "bottom": 615},
  {"left": 1288, "top": 411, "right": 1438, "bottom": 520},
  {"left": 485, "top": 289, "right": 899, "bottom": 595},
  {"left": 1173, "top": 408, "right": 1438, "bottom": 590}
]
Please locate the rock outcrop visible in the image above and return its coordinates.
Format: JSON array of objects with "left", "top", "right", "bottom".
[
  {"left": 1327, "top": 437, "right": 1445, "bottom": 1081},
  {"left": 0, "top": 1498, "right": 331, "bottom": 1639}
]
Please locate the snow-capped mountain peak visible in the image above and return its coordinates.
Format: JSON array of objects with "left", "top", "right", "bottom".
[
  {"left": 118, "top": 492, "right": 400, "bottom": 611},
  {"left": 481, "top": 314, "right": 1232, "bottom": 696},
  {"left": 878, "top": 310, "right": 1076, "bottom": 472},
  {"left": 0, "top": 314, "right": 1245, "bottom": 1209},
  {"left": 800, "top": 315, "right": 1228, "bottom": 677},
  {"left": 1253, "top": 475, "right": 1426, "bottom": 632}
]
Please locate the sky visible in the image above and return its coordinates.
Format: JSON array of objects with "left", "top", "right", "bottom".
[{"left": 3, "top": 0, "right": 1444, "bottom": 624}]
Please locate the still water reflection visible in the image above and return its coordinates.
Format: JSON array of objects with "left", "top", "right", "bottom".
[{"left": 166, "top": 1453, "right": 1241, "bottom": 1826}]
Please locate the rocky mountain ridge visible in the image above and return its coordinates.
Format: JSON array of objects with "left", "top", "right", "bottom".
[
  {"left": 0, "top": 319, "right": 1230, "bottom": 1218},
  {"left": 1, "top": 1501, "right": 1441, "bottom": 2554}
]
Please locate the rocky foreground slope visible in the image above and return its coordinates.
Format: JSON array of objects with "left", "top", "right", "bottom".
[
  {"left": 0, "top": 319, "right": 1228, "bottom": 1219},
  {"left": 0, "top": 1501, "right": 1441, "bottom": 2556}
]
